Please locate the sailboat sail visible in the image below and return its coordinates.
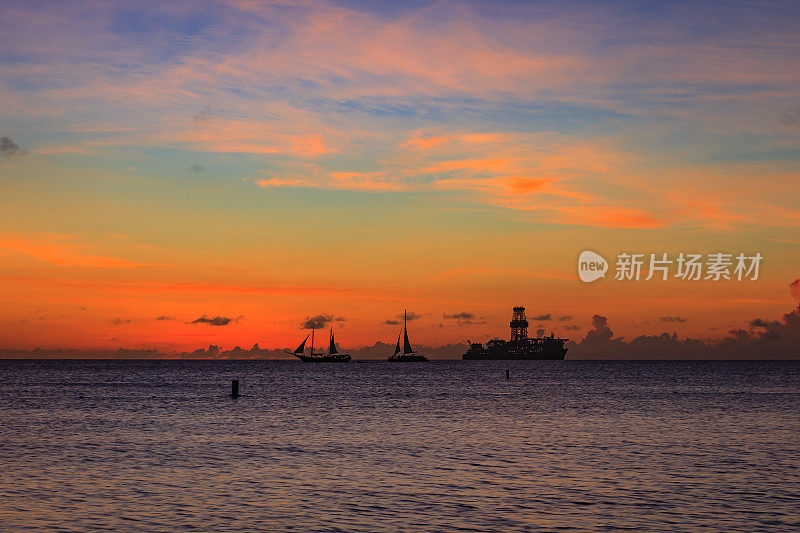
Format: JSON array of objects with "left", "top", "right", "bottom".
[
  {"left": 387, "top": 308, "right": 427, "bottom": 362},
  {"left": 289, "top": 323, "right": 350, "bottom": 362},
  {"left": 403, "top": 309, "right": 414, "bottom": 354},
  {"left": 403, "top": 327, "right": 414, "bottom": 354},
  {"left": 294, "top": 333, "right": 310, "bottom": 354},
  {"left": 329, "top": 328, "right": 338, "bottom": 354}
]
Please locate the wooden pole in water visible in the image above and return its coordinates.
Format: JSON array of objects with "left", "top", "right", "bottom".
[
  {"left": 506, "top": 369, "right": 510, "bottom": 379},
  {"left": 231, "top": 379, "right": 240, "bottom": 398}
]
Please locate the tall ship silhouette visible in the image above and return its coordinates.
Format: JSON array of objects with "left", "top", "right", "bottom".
[
  {"left": 388, "top": 310, "right": 428, "bottom": 362},
  {"left": 289, "top": 327, "right": 351, "bottom": 363},
  {"left": 463, "top": 307, "right": 567, "bottom": 360}
]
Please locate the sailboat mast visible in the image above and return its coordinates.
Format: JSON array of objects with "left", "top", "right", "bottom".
[{"left": 311, "top": 327, "right": 314, "bottom": 354}]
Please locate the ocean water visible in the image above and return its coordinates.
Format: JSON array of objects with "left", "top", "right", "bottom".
[{"left": 1, "top": 360, "right": 798, "bottom": 532}]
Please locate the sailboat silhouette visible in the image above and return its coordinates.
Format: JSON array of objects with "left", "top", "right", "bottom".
[
  {"left": 288, "top": 326, "right": 351, "bottom": 363},
  {"left": 388, "top": 310, "right": 428, "bottom": 362}
]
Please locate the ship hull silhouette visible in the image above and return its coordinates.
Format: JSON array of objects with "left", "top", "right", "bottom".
[
  {"left": 388, "top": 354, "right": 428, "bottom": 362},
  {"left": 463, "top": 307, "right": 567, "bottom": 360},
  {"left": 289, "top": 327, "right": 351, "bottom": 363},
  {"left": 295, "top": 352, "right": 351, "bottom": 363}
]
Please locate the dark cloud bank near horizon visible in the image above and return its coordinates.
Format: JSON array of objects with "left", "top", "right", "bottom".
[
  {"left": 566, "top": 304, "right": 800, "bottom": 359},
  {"left": 3, "top": 303, "right": 799, "bottom": 360}
]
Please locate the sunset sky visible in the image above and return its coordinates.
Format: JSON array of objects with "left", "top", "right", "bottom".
[{"left": 1, "top": 0, "right": 799, "bottom": 353}]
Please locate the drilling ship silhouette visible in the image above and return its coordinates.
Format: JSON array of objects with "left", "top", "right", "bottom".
[{"left": 463, "top": 307, "right": 568, "bottom": 360}]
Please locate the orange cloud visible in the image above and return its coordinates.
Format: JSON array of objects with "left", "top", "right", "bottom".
[
  {"left": 256, "top": 178, "right": 307, "bottom": 187},
  {"left": 504, "top": 177, "right": 552, "bottom": 194},
  {"left": 3, "top": 0, "right": 796, "bottom": 236},
  {"left": 0, "top": 235, "right": 149, "bottom": 268},
  {"left": 328, "top": 171, "right": 405, "bottom": 191},
  {"left": 552, "top": 205, "right": 666, "bottom": 230},
  {"left": 401, "top": 136, "right": 449, "bottom": 150},
  {"left": 179, "top": 120, "right": 335, "bottom": 157},
  {"left": 426, "top": 158, "right": 514, "bottom": 174}
]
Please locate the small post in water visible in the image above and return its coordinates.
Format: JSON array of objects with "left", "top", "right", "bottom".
[
  {"left": 231, "top": 379, "right": 240, "bottom": 398},
  {"left": 506, "top": 369, "right": 510, "bottom": 379}
]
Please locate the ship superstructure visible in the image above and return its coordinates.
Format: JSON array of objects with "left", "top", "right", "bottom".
[{"left": 463, "top": 307, "right": 567, "bottom": 360}]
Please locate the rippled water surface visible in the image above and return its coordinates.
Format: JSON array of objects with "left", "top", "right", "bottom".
[{"left": 1, "top": 360, "right": 799, "bottom": 532}]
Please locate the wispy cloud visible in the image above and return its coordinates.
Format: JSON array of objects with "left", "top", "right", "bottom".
[
  {"left": 256, "top": 178, "right": 307, "bottom": 188},
  {"left": 0, "top": 234, "right": 150, "bottom": 268},
  {"left": 2, "top": 1, "right": 798, "bottom": 231},
  {"left": 443, "top": 312, "right": 474, "bottom": 320},
  {"left": 384, "top": 311, "right": 423, "bottom": 325},
  {"left": 193, "top": 105, "right": 213, "bottom": 124},
  {"left": 0, "top": 137, "right": 24, "bottom": 158},
  {"left": 442, "top": 311, "right": 485, "bottom": 326},
  {"left": 190, "top": 315, "right": 242, "bottom": 326},
  {"left": 301, "top": 314, "right": 345, "bottom": 329},
  {"left": 780, "top": 106, "right": 800, "bottom": 127}
]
